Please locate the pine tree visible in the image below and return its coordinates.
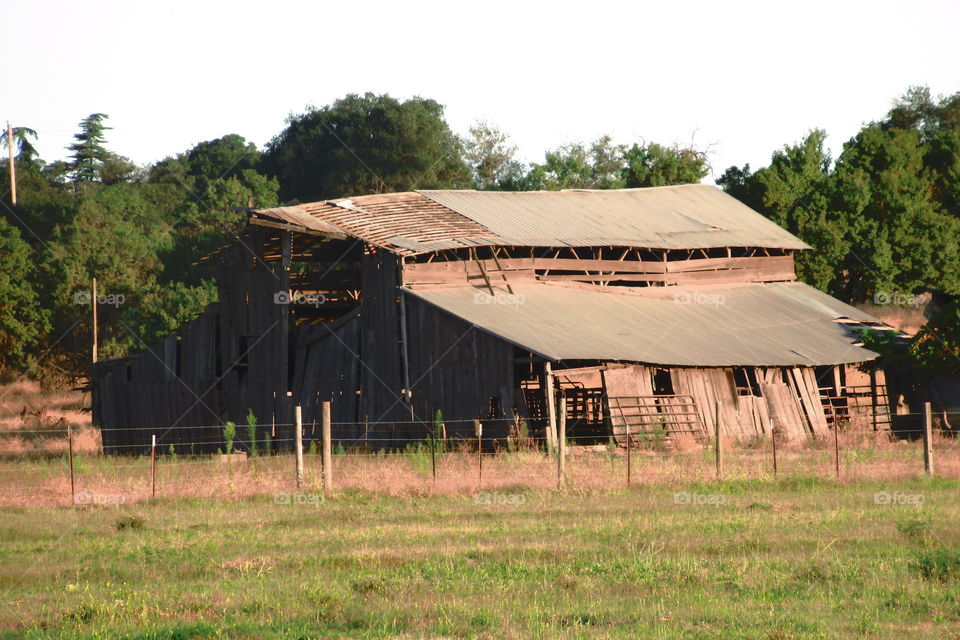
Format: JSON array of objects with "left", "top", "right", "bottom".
[{"left": 68, "top": 113, "right": 111, "bottom": 183}]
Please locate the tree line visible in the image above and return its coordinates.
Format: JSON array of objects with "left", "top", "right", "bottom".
[{"left": 0, "top": 88, "right": 957, "bottom": 383}]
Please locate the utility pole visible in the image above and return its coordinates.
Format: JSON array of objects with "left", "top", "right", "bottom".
[
  {"left": 91, "top": 277, "right": 98, "bottom": 364},
  {"left": 6, "top": 122, "right": 15, "bottom": 205}
]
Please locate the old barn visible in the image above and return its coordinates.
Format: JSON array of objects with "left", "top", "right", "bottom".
[{"left": 92, "top": 184, "right": 894, "bottom": 453}]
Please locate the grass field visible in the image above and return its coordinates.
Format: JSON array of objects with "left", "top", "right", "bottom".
[{"left": 2, "top": 474, "right": 960, "bottom": 639}]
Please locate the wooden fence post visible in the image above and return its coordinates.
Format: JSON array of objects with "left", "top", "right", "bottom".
[
  {"left": 151, "top": 434, "right": 157, "bottom": 499},
  {"left": 557, "top": 397, "right": 567, "bottom": 489},
  {"left": 714, "top": 399, "right": 723, "bottom": 479},
  {"left": 295, "top": 405, "right": 304, "bottom": 488},
  {"left": 923, "top": 402, "right": 934, "bottom": 476},
  {"left": 322, "top": 401, "right": 332, "bottom": 494},
  {"left": 544, "top": 362, "right": 557, "bottom": 456},
  {"left": 68, "top": 425, "right": 75, "bottom": 504}
]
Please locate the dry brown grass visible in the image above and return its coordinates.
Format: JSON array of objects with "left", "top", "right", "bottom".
[
  {"left": 2, "top": 433, "right": 958, "bottom": 509},
  {"left": 0, "top": 379, "right": 94, "bottom": 458}
]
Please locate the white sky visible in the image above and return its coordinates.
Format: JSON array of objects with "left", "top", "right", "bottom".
[{"left": 6, "top": 0, "right": 960, "bottom": 182}]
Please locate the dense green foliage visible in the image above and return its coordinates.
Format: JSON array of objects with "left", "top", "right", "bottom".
[
  {"left": 860, "top": 301, "right": 960, "bottom": 379},
  {"left": 719, "top": 88, "right": 960, "bottom": 301},
  {"left": 1, "top": 117, "right": 277, "bottom": 380},
  {"left": 1, "top": 88, "right": 958, "bottom": 380},
  {"left": 261, "top": 93, "right": 472, "bottom": 202}
]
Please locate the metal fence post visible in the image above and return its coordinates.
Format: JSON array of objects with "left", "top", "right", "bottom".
[
  {"left": 770, "top": 419, "right": 777, "bottom": 478},
  {"left": 68, "top": 425, "right": 75, "bottom": 504},
  {"left": 475, "top": 419, "right": 483, "bottom": 486},
  {"left": 833, "top": 422, "right": 840, "bottom": 479},
  {"left": 626, "top": 423, "right": 631, "bottom": 487},
  {"left": 923, "top": 402, "right": 934, "bottom": 476}
]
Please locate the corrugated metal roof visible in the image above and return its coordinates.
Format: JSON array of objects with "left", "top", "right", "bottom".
[
  {"left": 250, "top": 185, "right": 811, "bottom": 255},
  {"left": 420, "top": 185, "right": 811, "bottom": 250},
  {"left": 405, "top": 281, "right": 878, "bottom": 367}
]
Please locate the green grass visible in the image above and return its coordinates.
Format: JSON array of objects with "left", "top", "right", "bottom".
[{"left": 2, "top": 477, "right": 960, "bottom": 638}]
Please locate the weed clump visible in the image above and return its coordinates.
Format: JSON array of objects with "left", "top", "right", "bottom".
[
  {"left": 912, "top": 547, "right": 960, "bottom": 581},
  {"left": 115, "top": 515, "right": 144, "bottom": 530}
]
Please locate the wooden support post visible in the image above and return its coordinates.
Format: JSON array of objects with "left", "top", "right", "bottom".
[
  {"left": 770, "top": 419, "right": 778, "bottom": 477},
  {"left": 626, "top": 423, "right": 632, "bottom": 487},
  {"left": 295, "top": 405, "right": 304, "bottom": 488},
  {"left": 475, "top": 420, "right": 483, "bottom": 486},
  {"left": 150, "top": 434, "right": 157, "bottom": 499},
  {"left": 714, "top": 399, "right": 723, "bottom": 479},
  {"left": 91, "top": 277, "right": 98, "bottom": 364},
  {"left": 558, "top": 397, "right": 567, "bottom": 489},
  {"left": 544, "top": 361, "right": 557, "bottom": 455},
  {"left": 68, "top": 425, "right": 75, "bottom": 504},
  {"left": 322, "top": 401, "right": 332, "bottom": 494},
  {"left": 278, "top": 231, "right": 292, "bottom": 436},
  {"left": 923, "top": 401, "right": 934, "bottom": 476}
]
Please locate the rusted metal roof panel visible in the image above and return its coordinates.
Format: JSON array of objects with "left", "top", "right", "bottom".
[
  {"left": 405, "top": 282, "right": 878, "bottom": 367},
  {"left": 300, "top": 193, "right": 496, "bottom": 254},
  {"left": 419, "top": 185, "right": 811, "bottom": 250}
]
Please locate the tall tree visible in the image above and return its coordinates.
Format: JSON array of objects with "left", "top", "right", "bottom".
[
  {"left": 0, "top": 217, "right": 49, "bottom": 369},
  {"left": 262, "top": 93, "right": 471, "bottom": 202},
  {"left": 832, "top": 124, "right": 960, "bottom": 300},
  {"left": 461, "top": 121, "right": 525, "bottom": 190},
  {"left": 884, "top": 86, "right": 960, "bottom": 220},
  {"left": 1, "top": 125, "right": 40, "bottom": 165},
  {"left": 68, "top": 113, "right": 112, "bottom": 183},
  {"left": 719, "top": 131, "right": 845, "bottom": 291},
  {"left": 622, "top": 141, "right": 710, "bottom": 188},
  {"left": 526, "top": 136, "right": 626, "bottom": 190},
  {"left": 150, "top": 134, "right": 279, "bottom": 283}
]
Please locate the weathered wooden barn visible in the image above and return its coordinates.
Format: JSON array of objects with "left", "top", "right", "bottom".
[{"left": 92, "top": 184, "right": 894, "bottom": 453}]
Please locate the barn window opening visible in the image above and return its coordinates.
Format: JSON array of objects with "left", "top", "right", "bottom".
[
  {"left": 652, "top": 368, "right": 674, "bottom": 395},
  {"left": 733, "top": 367, "right": 762, "bottom": 396},
  {"left": 488, "top": 396, "right": 503, "bottom": 419},
  {"left": 126, "top": 365, "right": 132, "bottom": 382}
]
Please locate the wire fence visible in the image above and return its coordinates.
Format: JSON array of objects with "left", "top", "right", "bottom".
[{"left": 1, "top": 405, "right": 957, "bottom": 508}]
